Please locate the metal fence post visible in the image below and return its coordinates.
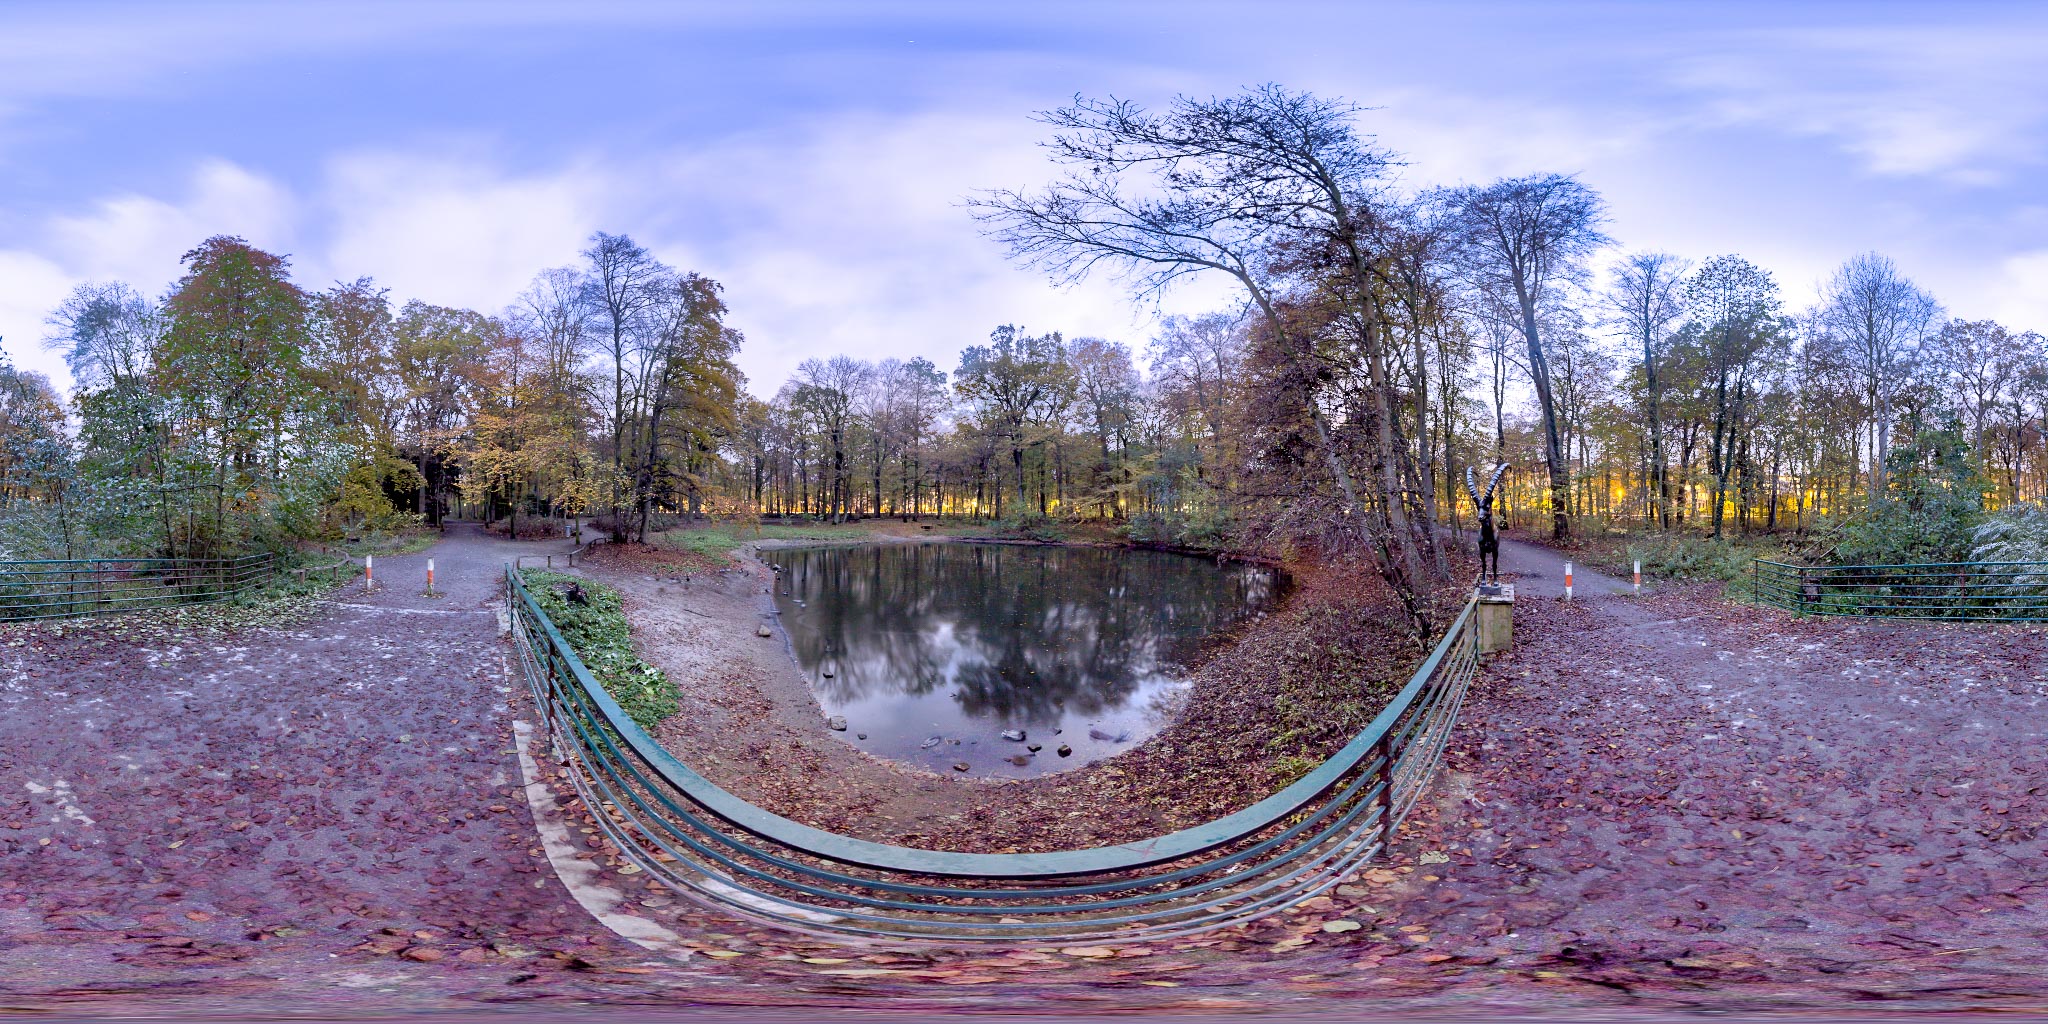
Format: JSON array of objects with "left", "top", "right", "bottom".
[{"left": 1374, "top": 730, "right": 1397, "bottom": 852}]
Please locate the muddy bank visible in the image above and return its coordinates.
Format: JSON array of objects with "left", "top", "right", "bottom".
[{"left": 575, "top": 542, "right": 1438, "bottom": 853}]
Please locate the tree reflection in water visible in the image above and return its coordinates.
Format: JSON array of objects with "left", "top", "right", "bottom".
[{"left": 771, "top": 543, "right": 1280, "bottom": 777}]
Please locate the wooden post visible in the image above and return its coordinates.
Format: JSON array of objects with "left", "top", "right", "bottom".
[{"left": 1477, "top": 583, "right": 1514, "bottom": 656}]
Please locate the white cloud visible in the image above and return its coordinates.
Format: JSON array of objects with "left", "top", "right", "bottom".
[
  {"left": 1668, "top": 23, "right": 2048, "bottom": 183},
  {"left": 1989, "top": 250, "right": 2048, "bottom": 335},
  {"left": 0, "top": 160, "right": 298, "bottom": 392},
  {"left": 45, "top": 161, "right": 297, "bottom": 284},
  {"left": 0, "top": 118, "right": 1236, "bottom": 402},
  {"left": 0, "top": 250, "right": 74, "bottom": 384},
  {"left": 632, "top": 109, "right": 1221, "bottom": 392},
  {"left": 316, "top": 154, "right": 609, "bottom": 310}
]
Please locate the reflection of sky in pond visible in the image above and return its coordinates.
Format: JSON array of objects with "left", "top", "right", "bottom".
[{"left": 769, "top": 543, "right": 1282, "bottom": 778}]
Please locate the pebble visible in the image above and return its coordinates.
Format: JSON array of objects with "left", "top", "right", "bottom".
[
  {"left": 1056, "top": 744, "right": 1073, "bottom": 757},
  {"left": 826, "top": 716, "right": 847, "bottom": 730},
  {"left": 1000, "top": 729, "right": 1027, "bottom": 742},
  {"left": 952, "top": 762, "right": 970, "bottom": 772},
  {"left": 756, "top": 625, "right": 772, "bottom": 637}
]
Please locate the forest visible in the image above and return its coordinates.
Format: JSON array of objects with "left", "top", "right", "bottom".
[{"left": 2, "top": 86, "right": 2043, "bottom": 637}]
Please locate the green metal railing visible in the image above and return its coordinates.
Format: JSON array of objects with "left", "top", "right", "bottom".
[
  {"left": 506, "top": 564, "right": 1482, "bottom": 942},
  {"left": 0, "top": 555, "right": 276, "bottom": 622},
  {"left": 1754, "top": 558, "right": 2048, "bottom": 622}
]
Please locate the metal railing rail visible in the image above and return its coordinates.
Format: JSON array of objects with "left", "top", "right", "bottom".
[
  {"left": 513, "top": 536, "right": 603, "bottom": 570},
  {"left": 1753, "top": 557, "right": 2048, "bottom": 622},
  {"left": 0, "top": 554, "right": 276, "bottom": 623},
  {"left": 506, "top": 564, "right": 1482, "bottom": 942}
]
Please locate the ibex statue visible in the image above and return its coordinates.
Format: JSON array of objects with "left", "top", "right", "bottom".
[{"left": 1465, "top": 464, "right": 1510, "bottom": 584}]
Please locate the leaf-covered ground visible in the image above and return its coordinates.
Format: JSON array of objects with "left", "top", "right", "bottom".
[{"left": 4, "top": 528, "right": 2044, "bottom": 1018}]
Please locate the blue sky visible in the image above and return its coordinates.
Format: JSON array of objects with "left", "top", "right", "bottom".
[{"left": 2, "top": 1, "right": 2044, "bottom": 397}]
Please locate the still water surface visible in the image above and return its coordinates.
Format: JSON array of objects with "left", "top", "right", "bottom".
[{"left": 770, "top": 542, "right": 1281, "bottom": 777}]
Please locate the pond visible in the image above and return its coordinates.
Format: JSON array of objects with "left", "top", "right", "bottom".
[{"left": 768, "top": 542, "right": 1283, "bottom": 778}]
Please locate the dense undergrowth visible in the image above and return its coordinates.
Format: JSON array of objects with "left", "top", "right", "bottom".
[
  {"left": 1553, "top": 529, "right": 1790, "bottom": 584},
  {"left": 0, "top": 551, "right": 363, "bottom": 639},
  {"left": 519, "top": 569, "right": 681, "bottom": 730}
]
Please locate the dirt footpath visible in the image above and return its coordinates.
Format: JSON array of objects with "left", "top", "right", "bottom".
[
  {"left": 0, "top": 525, "right": 714, "bottom": 1015},
  {"left": 1363, "top": 581, "right": 2048, "bottom": 1007}
]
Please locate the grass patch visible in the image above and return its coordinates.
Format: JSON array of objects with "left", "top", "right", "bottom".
[
  {"left": 334, "top": 528, "right": 439, "bottom": 558},
  {"left": 518, "top": 569, "right": 680, "bottom": 730}
]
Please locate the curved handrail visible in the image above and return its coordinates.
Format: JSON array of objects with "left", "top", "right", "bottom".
[
  {"left": 509, "top": 566, "right": 1469, "bottom": 878},
  {"left": 506, "top": 563, "right": 1481, "bottom": 940}
]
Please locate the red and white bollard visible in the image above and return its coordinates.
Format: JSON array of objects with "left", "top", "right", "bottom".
[
  {"left": 426, "top": 557, "right": 435, "bottom": 595},
  {"left": 1634, "top": 559, "right": 1642, "bottom": 596},
  {"left": 364, "top": 554, "right": 373, "bottom": 592},
  {"left": 1564, "top": 561, "right": 1574, "bottom": 602}
]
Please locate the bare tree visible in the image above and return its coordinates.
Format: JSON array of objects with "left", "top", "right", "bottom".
[
  {"left": 1602, "top": 251, "right": 1689, "bottom": 527},
  {"left": 1931, "top": 320, "right": 2033, "bottom": 482},
  {"left": 581, "top": 232, "right": 669, "bottom": 521},
  {"left": 1442, "top": 173, "right": 1610, "bottom": 541},
  {"left": 971, "top": 85, "right": 1439, "bottom": 639},
  {"left": 792, "top": 356, "right": 869, "bottom": 522},
  {"left": 1819, "top": 252, "right": 1942, "bottom": 492}
]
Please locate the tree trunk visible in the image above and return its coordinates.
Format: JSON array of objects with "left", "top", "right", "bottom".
[{"left": 1515, "top": 291, "right": 1570, "bottom": 542}]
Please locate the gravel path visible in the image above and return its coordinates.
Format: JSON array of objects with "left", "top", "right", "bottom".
[
  {"left": 0, "top": 525, "right": 693, "bottom": 1015},
  {"left": 1361, "top": 571, "right": 2048, "bottom": 1007}
]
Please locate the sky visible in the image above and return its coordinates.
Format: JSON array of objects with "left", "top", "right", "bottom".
[{"left": 1, "top": 1, "right": 2044, "bottom": 399}]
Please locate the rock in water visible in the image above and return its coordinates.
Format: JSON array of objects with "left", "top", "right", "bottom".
[
  {"left": 1000, "top": 729, "right": 1027, "bottom": 742},
  {"left": 1007, "top": 754, "right": 1030, "bottom": 767},
  {"left": 1056, "top": 744, "right": 1073, "bottom": 757},
  {"left": 1026, "top": 744, "right": 1042, "bottom": 753},
  {"left": 920, "top": 736, "right": 944, "bottom": 750},
  {"left": 826, "top": 716, "right": 848, "bottom": 731},
  {"left": 952, "top": 762, "right": 971, "bottom": 772},
  {"left": 756, "top": 624, "right": 773, "bottom": 637},
  {"left": 821, "top": 660, "right": 837, "bottom": 678}
]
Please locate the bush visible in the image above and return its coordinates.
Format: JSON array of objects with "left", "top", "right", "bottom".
[
  {"left": 1973, "top": 501, "right": 2048, "bottom": 564},
  {"left": 519, "top": 570, "right": 680, "bottom": 731},
  {"left": 1819, "top": 416, "right": 1984, "bottom": 566},
  {"left": 1620, "top": 535, "right": 1777, "bottom": 582},
  {"left": 993, "top": 512, "right": 1065, "bottom": 543},
  {"left": 1115, "top": 506, "right": 1234, "bottom": 550}
]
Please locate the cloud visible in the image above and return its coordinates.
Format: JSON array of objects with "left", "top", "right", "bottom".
[
  {"left": 0, "top": 118, "right": 1231, "bottom": 402},
  {"left": 45, "top": 161, "right": 297, "bottom": 283},
  {"left": 1667, "top": 22, "right": 2048, "bottom": 183},
  {"left": 315, "top": 154, "right": 610, "bottom": 310},
  {"left": 631, "top": 109, "right": 1222, "bottom": 392},
  {"left": 0, "top": 160, "right": 298, "bottom": 390},
  {"left": 1989, "top": 250, "right": 2048, "bottom": 334},
  {"left": 0, "top": 250, "right": 73, "bottom": 383}
]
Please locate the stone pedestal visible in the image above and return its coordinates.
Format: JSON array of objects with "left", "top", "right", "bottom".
[{"left": 1476, "top": 583, "right": 1514, "bottom": 656}]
